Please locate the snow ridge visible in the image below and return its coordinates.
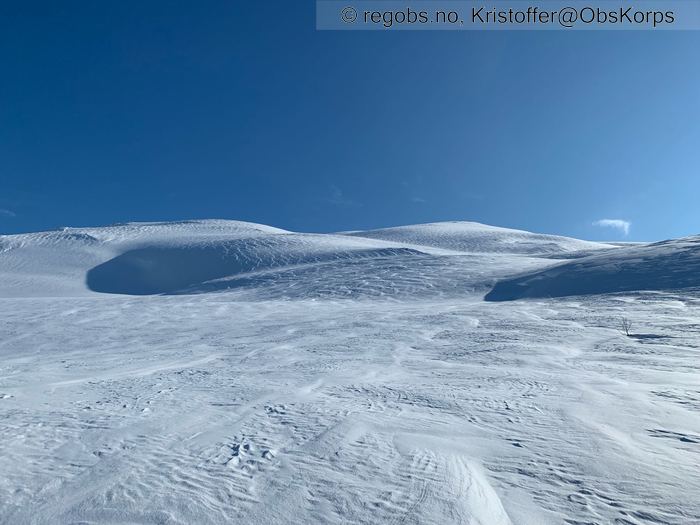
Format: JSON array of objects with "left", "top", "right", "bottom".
[{"left": 485, "top": 235, "right": 700, "bottom": 300}]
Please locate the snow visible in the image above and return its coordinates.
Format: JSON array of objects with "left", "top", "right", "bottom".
[
  {"left": 342, "top": 221, "right": 610, "bottom": 255},
  {"left": 0, "top": 220, "right": 289, "bottom": 298},
  {"left": 0, "top": 220, "right": 698, "bottom": 524},
  {"left": 485, "top": 235, "right": 700, "bottom": 301}
]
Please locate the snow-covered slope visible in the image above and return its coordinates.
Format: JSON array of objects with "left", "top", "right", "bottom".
[
  {"left": 87, "top": 237, "right": 425, "bottom": 296},
  {"left": 1, "top": 220, "right": 608, "bottom": 298},
  {"left": 1, "top": 220, "right": 429, "bottom": 297},
  {"left": 486, "top": 235, "right": 700, "bottom": 301},
  {"left": 5, "top": 219, "right": 697, "bottom": 301},
  {"left": 343, "top": 221, "right": 610, "bottom": 255},
  {"left": 2, "top": 220, "right": 700, "bottom": 524},
  {"left": 0, "top": 220, "right": 288, "bottom": 297}
]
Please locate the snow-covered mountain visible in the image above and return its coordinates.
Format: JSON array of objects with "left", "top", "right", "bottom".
[
  {"left": 1, "top": 220, "right": 613, "bottom": 298},
  {"left": 4, "top": 219, "right": 700, "bottom": 301}
]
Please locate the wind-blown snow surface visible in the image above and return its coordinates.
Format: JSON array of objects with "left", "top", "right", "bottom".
[
  {"left": 1, "top": 220, "right": 699, "bottom": 524},
  {"left": 342, "top": 221, "right": 608, "bottom": 256},
  {"left": 486, "top": 236, "right": 700, "bottom": 300}
]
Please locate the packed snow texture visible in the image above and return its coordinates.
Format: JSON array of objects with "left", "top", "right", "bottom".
[{"left": 1, "top": 220, "right": 698, "bottom": 524}]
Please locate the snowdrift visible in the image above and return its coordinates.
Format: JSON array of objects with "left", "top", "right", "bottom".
[
  {"left": 344, "top": 221, "right": 609, "bottom": 255},
  {"left": 485, "top": 235, "right": 700, "bottom": 301},
  {"left": 0, "top": 220, "right": 289, "bottom": 297},
  {"left": 86, "top": 239, "right": 425, "bottom": 295}
]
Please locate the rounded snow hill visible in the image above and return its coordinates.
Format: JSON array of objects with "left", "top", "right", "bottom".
[
  {"left": 0, "top": 220, "right": 288, "bottom": 297},
  {"left": 485, "top": 235, "right": 700, "bottom": 301},
  {"left": 343, "top": 221, "right": 610, "bottom": 256},
  {"left": 0, "top": 220, "right": 427, "bottom": 297}
]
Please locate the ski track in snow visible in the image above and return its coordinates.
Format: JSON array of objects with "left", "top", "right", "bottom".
[{"left": 0, "top": 220, "right": 698, "bottom": 524}]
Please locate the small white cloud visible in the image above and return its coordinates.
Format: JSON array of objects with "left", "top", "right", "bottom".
[
  {"left": 592, "top": 219, "right": 630, "bottom": 236},
  {"left": 0, "top": 208, "right": 16, "bottom": 218}
]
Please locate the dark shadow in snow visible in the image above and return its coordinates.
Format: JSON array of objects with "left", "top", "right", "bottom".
[
  {"left": 629, "top": 334, "right": 668, "bottom": 341},
  {"left": 86, "top": 243, "right": 427, "bottom": 295}
]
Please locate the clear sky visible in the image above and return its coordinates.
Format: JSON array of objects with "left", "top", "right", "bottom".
[{"left": 1, "top": 1, "right": 698, "bottom": 240}]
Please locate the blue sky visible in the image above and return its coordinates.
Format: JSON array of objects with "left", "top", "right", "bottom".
[{"left": 1, "top": 1, "right": 698, "bottom": 240}]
